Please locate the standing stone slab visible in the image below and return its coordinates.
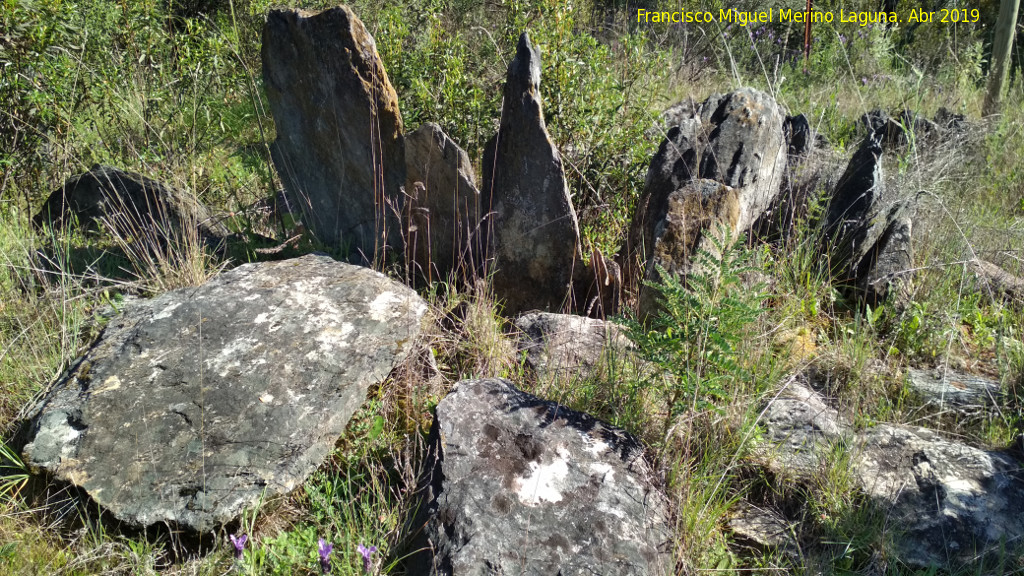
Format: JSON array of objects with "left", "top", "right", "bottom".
[
  {"left": 626, "top": 88, "right": 786, "bottom": 315},
  {"left": 482, "top": 33, "right": 582, "bottom": 315},
  {"left": 263, "top": 7, "right": 405, "bottom": 263},
  {"left": 404, "top": 123, "right": 484, "bottom": 284},
  {"left": 823, "top": 134, "right": 916, "bottom": 303},
  {"left": 21, "top": 254, "right": 426, "bottom": 531},
  {"left": 412, "top": 378, "right": 672, "bottom": 575}
]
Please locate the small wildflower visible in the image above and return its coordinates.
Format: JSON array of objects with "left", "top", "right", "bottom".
[
  {"left": 230, "top": 534, "right": 247, "bottom": 560},
  {"left": 862, "top": 76, "right": 868, "bottom": 85},
  {"left": 357, "top": 544, "right": 378, "bottom": 573},
  {"left": 318, "top": 538, "right": 334, "bottom": 574}
]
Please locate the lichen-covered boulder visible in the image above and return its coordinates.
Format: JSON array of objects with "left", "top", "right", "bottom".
[
  {"left": 404, "top": 123, "right": 484, "bottom": 284},
  {"left": 262, "top": 7, "right": 405, "bottom": 263},
  {"left": 482, "top": 33, "right": 582, "bottom": 315},
  {"left": 855, "top": 423, "right": 1024, "bottom": 568},
  {"left": 760, "top": 373, "right": 1024, "bottom": 568},
  {"left": 637, "top": 178, "right": 743, "bottom": 318},
  {"left": 410, "top": 378, "right": 672, "bottom": 575},
  {"left": 21, "top": 254, "right": 426, "bottom": 531}
]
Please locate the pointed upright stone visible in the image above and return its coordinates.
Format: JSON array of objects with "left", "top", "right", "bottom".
[
  {"left": 482, "top": 33, "right": 582, "bottom": 315},
  {"left": 262, "top": 7, "right": 405, "bottom": 264}
]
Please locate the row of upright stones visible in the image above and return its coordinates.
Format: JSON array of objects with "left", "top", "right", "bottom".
[
  {"left": 263, "top": 5, "right": 911, "bottom": 319},
  {"left": 262, "top": 7, "right": 609, "bottom": 316}
]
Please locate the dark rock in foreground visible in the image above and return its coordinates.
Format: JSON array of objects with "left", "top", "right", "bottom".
[
  {"left": 411, "top": 378, "right": 672, "bottom": 575},
  {"left": 33, "top": 165, "right": 227, "bottom": 244},
  {"left": 263, "top": 7, "right": 405, "bottom": 263},
  {"left": 22, "top": 254, "right": 426, "bottom": 531}
]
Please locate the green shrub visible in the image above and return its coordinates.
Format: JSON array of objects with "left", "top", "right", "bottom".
[{"left": 620, "top": 228, "right": 765, "bottom": 438}]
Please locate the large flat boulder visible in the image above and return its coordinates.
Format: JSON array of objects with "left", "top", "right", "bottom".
[
  {"left": 482, "top": 33, "right": 583, "bottom": 315},
  {"left": 855, "top": 423, "right": 1024, "bottom": 568},
  {"left": 411, "top": 378, "right": 672, "bottom": 575},
  {"left": 262, "top": 7, "right": 405, "bottom": 264},
  {"left": 404, "top": 123, "right": 484, "bottom": 284},
  {"left": 21, "top": 254, "right": 426, "bottom": 531}
]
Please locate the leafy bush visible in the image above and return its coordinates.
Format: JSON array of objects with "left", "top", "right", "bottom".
[{"left": 620, "top": 228, "right": 765, "bottom": 438}]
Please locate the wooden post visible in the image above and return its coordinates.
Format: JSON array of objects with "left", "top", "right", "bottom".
[
  {"left": 803, "top": 0, "right": 814, "bottom": 68},
  {"left": 984, "top": 0, "right": 1021, "bottom": 115}
]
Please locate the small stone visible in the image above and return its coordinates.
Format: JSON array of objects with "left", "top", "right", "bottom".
[{"left": 514, "top": 312, "right": 632, "bottom": 383}]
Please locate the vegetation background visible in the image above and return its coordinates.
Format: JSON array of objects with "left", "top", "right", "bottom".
[{"left": 0, "top": 0, "right": 1022, "bottom": 573}]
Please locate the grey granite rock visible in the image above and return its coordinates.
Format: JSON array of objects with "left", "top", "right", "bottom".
[
  {"left": 263, "top": 7, "right": 405, "bottom": 264},
  {"left": 855, "top": 423, "right": 1024, "bottom": 568},
  {"left": 404, "top": 123, "right": 484, "bottom": 284},
  {"left": 482, "top": 33, "right": 583, "bottom": 315},
  {"left": 411, "top": 378, "right": 672, "bottom": 575},
  {"left": 514, "top": 312, "right": 632, "bottom": 383},
  {"left": 21, "top": 254, "right": 426, "bottom": 531},
  {"left": 760, "top": 374, "right": 1024, "bottom": 568}
]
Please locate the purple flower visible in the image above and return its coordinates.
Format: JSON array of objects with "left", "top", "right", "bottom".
[
  {"left": 357, "top": 544, "right": 378, "bottom": 573},
  {"left": 862, "top": 77, "right": 868, "bottom": 85},
  {"left": 318, "top": 538, "right": 333, "bottom": 574},
  {"left": 230, "top": 534, "right": 247, "bottom": 560}
]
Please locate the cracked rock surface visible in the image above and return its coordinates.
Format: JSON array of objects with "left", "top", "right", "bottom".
[
  {"left": 21, "top": 254, "right": 426, "bottom": 531},
  {"left": 760, "top": 374, "right": 1024, "bottom": 568},
  {"left": 410, "top": 378, "right": 672, "bottom": 575}
]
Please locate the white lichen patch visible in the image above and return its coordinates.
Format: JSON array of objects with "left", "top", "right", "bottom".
[
  {"left": 369, "top": 291, "right": 404, "bottom": 321},
  {"left": 92, "top": 376, "right": 122, "bottom": 394},
  {"left": 941, "top": 477, "right": 982, "bottom": 494},
  {"left": 206, "top": 337, "right": 261, "bottom": 377},
  {"left": 314, "top": 322, "right": 355, "bottom": 353},
  {"left": 589, "top": 461, "right": 615, "bottom": 483},
  {"left": 514, "top": 447, "right": 570, "bottom": 506},
  {"left": 152, "top": 302, "right": 182, "bottom": 321},
  {"left": 581, "top": 433, "right": 610, "bottom": 457}
]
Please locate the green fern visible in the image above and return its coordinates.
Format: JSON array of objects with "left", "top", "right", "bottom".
[{"left": 620, "top": 227, "right": 765, "bottom": 439}]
